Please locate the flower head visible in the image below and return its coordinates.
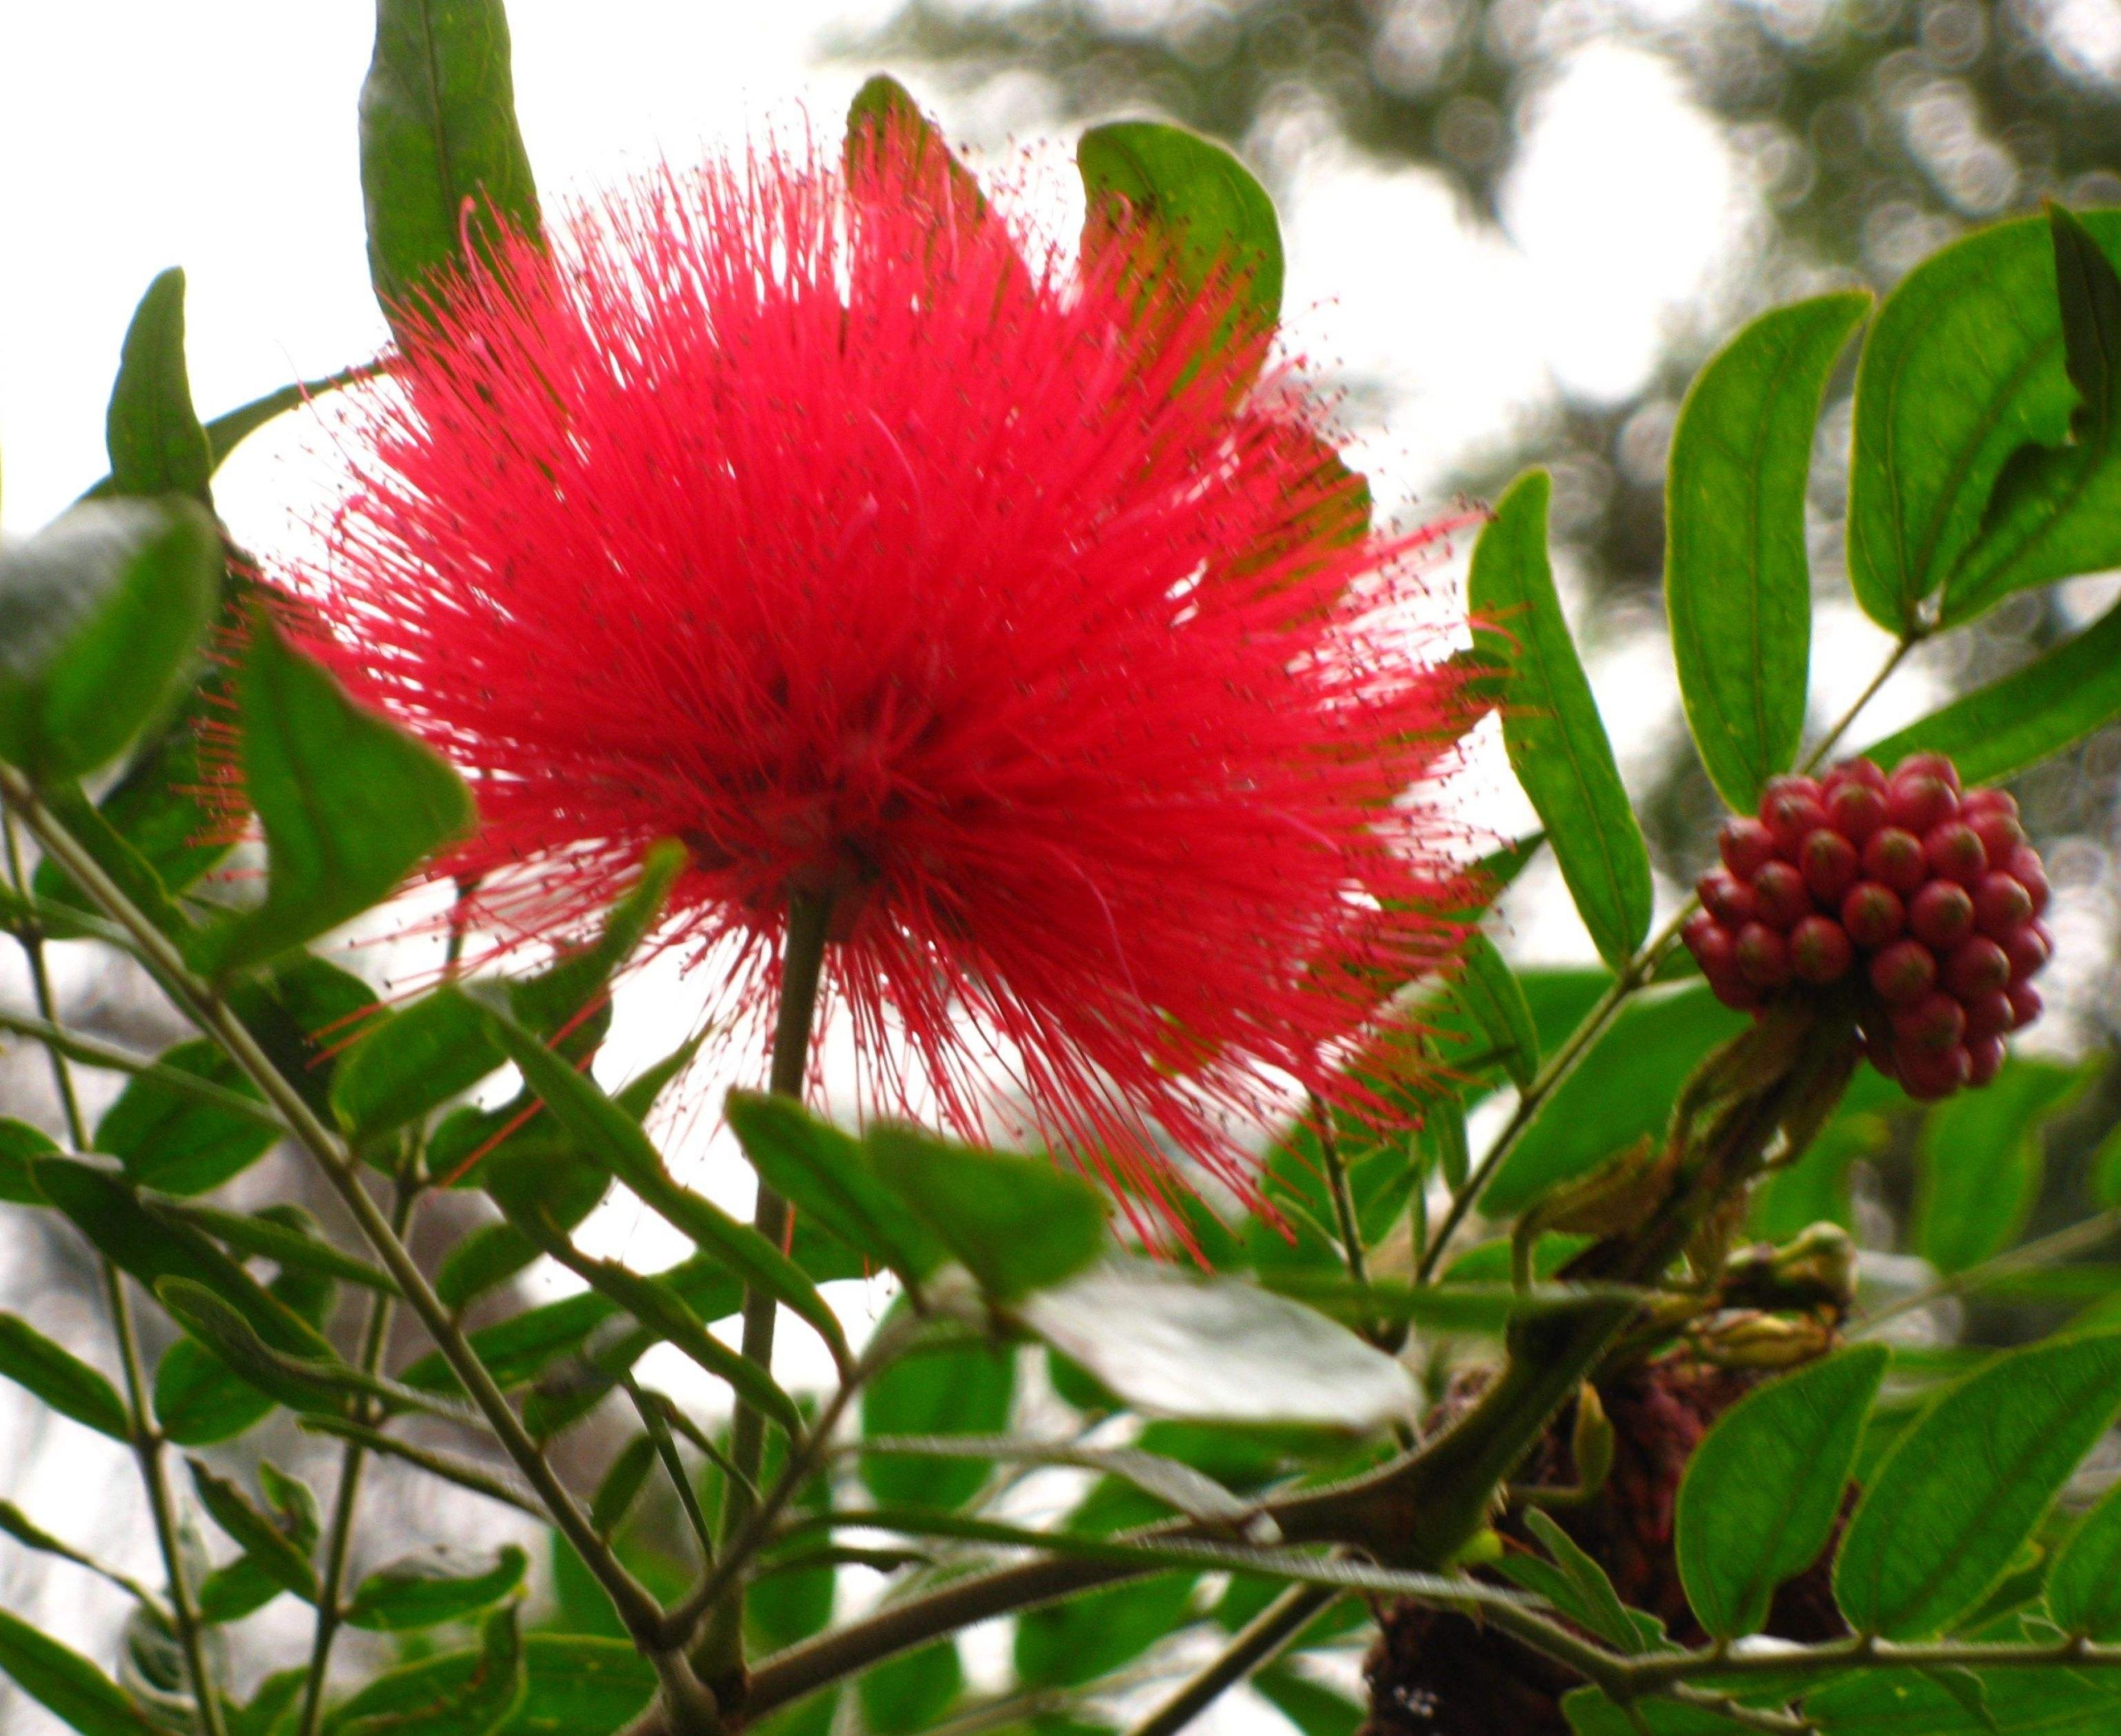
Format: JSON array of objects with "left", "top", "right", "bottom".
[{"left": 289, "top": 114, "right": 1476, "bottom": 1234}]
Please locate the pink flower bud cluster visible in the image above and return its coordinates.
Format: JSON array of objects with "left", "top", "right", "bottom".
[{"left": 1683, "top": 752, "right": 2050, "bottom": 1100}]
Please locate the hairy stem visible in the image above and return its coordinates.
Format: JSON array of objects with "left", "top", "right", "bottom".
[
  {"left": 0, "top": 767, "right": 667, "bottom": 1650},
  {"left": 296, "top": 1177, "right": 418, "bottom": 1736},
  {"left": 1, "top": 809, "right": 228, "bottom": 1736}
]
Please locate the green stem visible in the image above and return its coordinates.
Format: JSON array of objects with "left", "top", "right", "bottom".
[
  {"left": 0, "top": 1006, "right": 290, "bottom": 1129},
  {"left": 296, "top": 1178, "right": 418, "bottom": 1736},
  {"left": 0, "top": 766, "right": 667, "bottom": 1652},
  {"left": 0, "top": 809, "right": 228, "bottom": 1736},
  {"left": 1855, "top": 1203, "right": 2121, "bottom": 1338},
  {"left": 697, "top": 891, "right": 832, "bottom": 1685},
  {"left": 1123, "top": 1584, "right": 1335, "bottom": 1736}
]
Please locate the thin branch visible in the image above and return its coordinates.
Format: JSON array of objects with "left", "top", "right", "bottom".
[
  {"left": 294, "top": 1419, "right": 544, "bottom": 1518},
  {"left": 1124, "top": 1583, "right": 1336, "bottom": 1736},
  {"left": 0, "top": 766, "right": 669, "bottom": 1651},
  {"left": 0, "top": 1006, "right": 291, "bottom": 1130},
  {"left": 1855, "top": 1205, "right": 2121, "bottom": 1337}
]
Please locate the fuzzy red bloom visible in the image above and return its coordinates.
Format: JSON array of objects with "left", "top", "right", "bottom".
[{"left": 288, "top": 121, "right": 1476, "bottom": 1232}]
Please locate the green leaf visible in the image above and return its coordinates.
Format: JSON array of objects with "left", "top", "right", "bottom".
[
  {"left": 1015, "top": 1571, "right": 1198, "bottom": 1689},
  {"left": 194, "top": 612, "right": 473, "bottom": 978},
  {"left": 346, "top": 1545, "right": 527, "bottom": 1632},
  {"left": 1260, "top": 1273, "right": 1644, "bottom": 1336},
  {"left": 94, "top": 1038, "right": 273, "bottom": 1196},
  {"left": 0, "top": 1117, "right": 55, "bottom": 1204},
  {"left": 1019, "top": 1258, "right": 1414, "bottom": 1431},
  {"left": 1915, "top": 1059, "right": 2085, "bottom": 1273},
  {"left": 505, "top": 840, "right": 685, "bottom": 1047},
  {"left": 1561, "top": 1690, "right": 1750, "bottom": 1735},
  {"left": 2048, "top": 1476, "right": 2121, "bottom": 1639},
  {"left": 1255, "top": 1668, "right": 1360, "bottom": 1736},
  {"left": 844, "top": 74, "right": 986, "bottom": 218},
  {"left": 1859, "top": 593, "right": 2121, "bottom": 786},
  {"left": 727, "top": 1091, "right": 947, "bottom": 1285},
  {"left": 1449, "top": 934, "right": 1540, "bottom": 1089},
  {"left": 1665, "top": 292, "right": 1869, "bottom": 810},
  {"left": 1482, "top": 982, "right": 1747, "bottom": 1214},
  {"left": 1943, "top": 207, "right": 2121, "bottom": 624},
  {"left": 1505, "top": 1509, "right": 1658, "bottom": 1655},
  {"left": 0, "top": 1312, "right": 129, "bottom": 1440},
  {"left": 201, "top": 368, "right": 363, "bottom": 474},
  {"left": 32, "top": 1157, "right": 334, "bottom": 1362},
  {"left": 359, "top": 0, "right": 541, "bottom": 326},
  {"left": 1845, "top": 209, "right": 2121, "bottom": 628},
  {"left": 1803, "top": 1668, "right": 2121, "bottom": 1734},
  {"left": 187, "top": 1457, "right": 317, "bottom": 1602},
  {"left": 589, "top": 1435, "right": 657, "bottom": 1537},
  {"left": 227, "top": 1672, "right": 307, "bottom": 1736},
  {"left": 863, "top": 1123, "right": 1106, "bottom": 1302},
  {"left": 326, "top": 1636, "right": 651, "bottom": 1736},
  {"left": 154, "top": 1230, "right": 338, "bottom": 1445},
  {"left": 35, "top": 780, "right": 193, "bottom": 938},
  {"left": 858, "top": 1641, "right": 961, "bottom": 1736},
  {"left": 482, "top": 1009, "right": 850, "bottom": 1369},
  {"left": 103, "top": 268, "right": 211, "bottom": 503},
  {"left": 859, "top": 1309, "right": 1016, "bottom": 1510},
  {"left": 859, "top": 1433, "right": 1253, "bottom": 1524},
  {"left": 158, "top": 1198, "right": 394, "bottom": 1292},
  {"left": 0, "top": 1608, "right": 161, "bottom": 1735},
  {"left": 1675, "top": 1344, "right": 1888, "bottom": 1638},
  {"left": 1078, "top": 121, "right": 1283, "bottom": 330},
  {"left": 332, "top": 1603, "right": 525, "bottom": 1736},
  {"left": 1834, "top": 1331, "right": 2121, "bottom": 1637},
  {"left": 333, "top": 985, "right": 503, "bottom": 1140},
  {"left": 1469, "top": 470, "right": 1652, "bottom": 970},
  {"left": 0, "top": 498, "right": 220, "bottom": 781}
]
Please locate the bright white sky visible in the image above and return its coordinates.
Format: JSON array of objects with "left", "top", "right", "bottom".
[{"left": 0, "top": 3, "right": 1860, "bottom": 1729}]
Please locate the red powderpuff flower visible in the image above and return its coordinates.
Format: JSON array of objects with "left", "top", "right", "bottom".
[{"left": 285, "top": 117, "right": 1478, "bottom": 1235}]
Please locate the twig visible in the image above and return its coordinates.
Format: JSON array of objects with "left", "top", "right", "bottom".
[{"left": 1123, "top": 1583, "right": 1336, "bottom": 1736}]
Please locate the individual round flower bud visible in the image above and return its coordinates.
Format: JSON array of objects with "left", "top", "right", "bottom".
[
  {"left": 1943, "top": 936, "right": 2011, "bottom": 999},
  {"left": 1719, "top": 817, "right": 1779, "bottom": 880},
  {"left": 1825, "top": 757, "right": 1889, "bottom": 794},
  {"left": 1869, "top": 938, "right": 1936, "bottom": 1005},
  {"left": 1973, "top": 871, "right": 2034, "bottom": 939},
  {"left": 1789, "top": 915, "right": 1853, "bottom": 985},
  {"left": 1891, "top": 991, "right": 1966, "bottom": 1055},
  {"left": 1824, "top": 780, "right": 1887, "bottom": 845},
  {"left": 2008, "top": 982, "right": 2043, "bottom": 1029},
  {"left": 1751, "top": 861, "right": 1813, "bottom": 930},
  {"left": 1735, "top": 923, "right": 1794, "bottom": 989},
  {"left": 1898, "top": 1041, "right": 1972, "bottom": 1102},
  {"left": 2005, "top": 845, "right": 2050, "bottom": 917},
  {"left": 1841, "top": 882, "right": 1905, "bottom": 949},
  {"left": 1800, "top": 829, "right": 1861, "bottom": 904},
  {"left": 1861, "top": 827, "right": 1928, "bottom": 895},
  {"left": 1963, "top": 989, "right": 2014, "bottom": 1041},
  {"left": 1923, "top": 821, "right": 1988, "bottom": 888},
  {"left": 1907, "top": 879, "right": 1976, "bottom": 952},
  {"left": 1895, "top": 751, "right": 1961, "bottom": 793},
  {"left": 1699, "top": 869, "right": 1758, "bottom": 928},
  {"left": 2003, "top": 921, "right": 2051, "bottom": 982},
  {"left": 1684, "top": 911, "right": 1734, "bottom": 976},
  {"left": 1886, "top": 770, "right": 1958, "bottom": 835},
  {"left": 1967, "top": 1036, "right": 2004, "bottom": 1087},
  {"left": 1966, "top": 808, "right": 2027, "bottom": 864},
  {"left": 1762, "top": 775, "right": 1828, "bottom": 856}
]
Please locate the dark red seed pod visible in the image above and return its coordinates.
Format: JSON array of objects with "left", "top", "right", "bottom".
[
  {"left": 1886, "top": 771, "right": 1957, "bottom": 836},
  {"left": 1735, "top": 923, "right": 1794, "bottom": 989},
  {"left": 1967, "top": 811, "right": 2027, "bottom": 864},
  {"left": 1923, "top": 821, "right": 1988, "bottom": 888},
  {"left": 1959, "top": 787, "right": 2017, "bottom": 821},
  {"left": 1869, "top": 938, "right": 1937, "bottom": 1006},
  {"left": 1966, "top": 1035, "right": 2005, "bottom": 1087},
  {"left": 1898, "top": 1042, "right": 1972, "bottom": 1101},
  {"left": 1907, "top": 879, "right": 1976, "bottom": 952},
  {"left": 1827, "top": 758, "right": 1889, "bottom": 794},
  {"left": 2008, "top": 982, "right": 2043, "bottom": 1030},
  {"left": 1718, "top": 816, "right": 1779, "bottom": 880},
  {"left": 1684, "top": 912, "right": 1735, "bottom": 978},
  {"left": 1861, "top": 827, "right": 1928, "bottom": 895},
  {"left": 1841, "top": 882, "right": 1906, "bottom": 949},
  {"left": 2005, "top": 845, "right": 2050, "bottom": 917},
  {"left": 1789, "top": 915, "right": 1854, "bottom": 985},
  {"left": 1698, "top": 869, "right": 1758, "bottom": 928},
  {"left": 1893, "top": 751, "right": 1961, "bottom": 793},
  {"left": 1943, "top": 936, "right": 2011, "bottom": 999},
  {"left": 1824, "top": 780, "right": 1888, "bottom": 845},
  {"left": 1751, "top": 861, "right": 1813, "bottom": 930},
  {"left": 1963, "top": 989, "right": 2014, "bottom": 1041},
  {"left": 1800, "top": 829, "right": 1861, "bottom": 903},
  {"left": 2003, "top": 921, "right": 2052, "bottom": 983},
  {"left": 1891, "top": 991, "right": 1966, "bottom": 1055},
  {"left": 1972, "top": 872, "right": 2035, "bottom": 939}
]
